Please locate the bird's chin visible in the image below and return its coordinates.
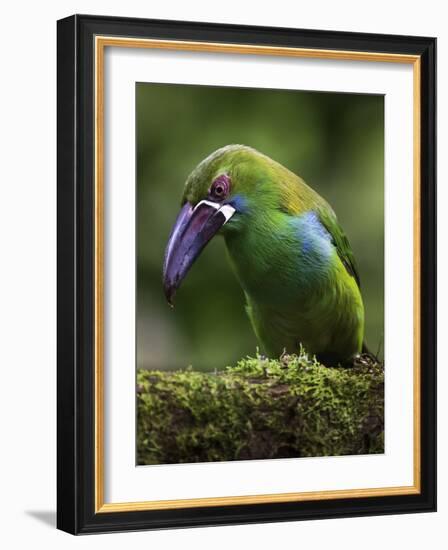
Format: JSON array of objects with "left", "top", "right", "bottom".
[{"left": 163, "top": 200, "right": 235, "bottom": 305}]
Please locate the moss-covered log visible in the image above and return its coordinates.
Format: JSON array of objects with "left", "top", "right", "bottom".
[{"left": 137, "top": 351, "right": 384, "bottom": 465}]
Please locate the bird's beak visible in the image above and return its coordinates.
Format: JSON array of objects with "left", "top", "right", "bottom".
[{"left": 163, "top": 200, "right": 235, "bottom": 305}]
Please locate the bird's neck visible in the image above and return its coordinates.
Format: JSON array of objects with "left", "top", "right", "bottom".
[{"left": 224, "top": 211, "right": 333, "bottom": 308}]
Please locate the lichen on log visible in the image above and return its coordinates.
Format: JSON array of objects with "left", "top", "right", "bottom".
[{"left": 137, "top": 350, "right": 384, "bottom": 465}]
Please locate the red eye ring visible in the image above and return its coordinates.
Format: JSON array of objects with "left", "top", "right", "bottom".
[{"left": 209, "top": 174, "right": 231, "bottom": 200}]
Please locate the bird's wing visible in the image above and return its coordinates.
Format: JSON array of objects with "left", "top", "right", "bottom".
[{"left": 317, "top": 207, "right": 361, "bottom": 288}]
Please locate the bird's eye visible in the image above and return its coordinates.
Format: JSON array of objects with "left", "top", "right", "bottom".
[{"left": 209, "top": 175, "right": 231, "bottom": 201}]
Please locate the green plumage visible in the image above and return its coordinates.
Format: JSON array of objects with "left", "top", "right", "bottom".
[{"left": 180, "top": 144, "right": 365, "bottom": 364}]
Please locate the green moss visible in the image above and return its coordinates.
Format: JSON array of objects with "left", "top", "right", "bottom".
[{"left": 137, "top": 349, "right": 384, "bottom": 465}]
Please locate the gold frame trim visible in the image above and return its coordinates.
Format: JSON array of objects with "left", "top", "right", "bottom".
[{"left": 94, "top": 36, "right": 422, "bottom": 513}]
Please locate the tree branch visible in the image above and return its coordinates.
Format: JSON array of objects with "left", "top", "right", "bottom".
[{"left": 137, "top": 351, "right": 384, "bottom": 465}]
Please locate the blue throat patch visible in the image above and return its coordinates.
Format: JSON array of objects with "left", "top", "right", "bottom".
[{"left": 291, "top": 211, "right": 333, "bottom": 262}]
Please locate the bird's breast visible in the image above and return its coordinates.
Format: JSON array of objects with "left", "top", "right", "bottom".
[{"left": 224, "top": 211, "right": 335, "bottom": 308}]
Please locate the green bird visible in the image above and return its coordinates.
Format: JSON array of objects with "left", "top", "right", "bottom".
[{"left": 163, "top": 145, "right": 365, "bottom": 365}]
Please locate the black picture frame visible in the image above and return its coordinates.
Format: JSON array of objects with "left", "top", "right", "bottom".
[{"left": 57, "top": 14, "right": 436, "bottom": 534}]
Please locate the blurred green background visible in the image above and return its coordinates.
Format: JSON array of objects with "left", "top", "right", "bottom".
[{"left": 136, "top": 83, "right": 384, "bottom": 371}]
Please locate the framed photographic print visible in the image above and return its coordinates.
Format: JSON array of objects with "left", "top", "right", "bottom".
[{"left": 57, "top": 14, "right": 436, "bottom": 534}]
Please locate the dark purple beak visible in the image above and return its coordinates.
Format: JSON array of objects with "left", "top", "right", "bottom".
[{"left": 163, "top": 200, "right": 235, "bottom": 305}]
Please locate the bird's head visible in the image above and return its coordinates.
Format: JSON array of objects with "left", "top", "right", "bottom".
[{"left": 163, "top": 144, "right": 280, "bottom": 304}]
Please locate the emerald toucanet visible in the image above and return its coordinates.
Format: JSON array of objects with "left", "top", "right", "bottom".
[{"left": 163, "top": 145, "right": 365, "bottom": 365}]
